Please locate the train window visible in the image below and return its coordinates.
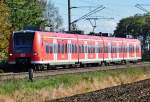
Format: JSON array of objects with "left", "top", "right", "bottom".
[
  {"left": 58, "top": 43, "right": 61, "bottom": 53},
  {"left": 90, "top": 46, "right": 92, "bottom": 53},
  {"left": 82, "top": 45, "right": 84, "bottom": 53},
  {"left": 88, "top": 46, "right": 90, "bottom": 53},
  {"left": 75, "top": 44, "right": 77, "bottom": 53},
  {"left": 69, "top": 44, "right": 72, "bottom": 53},
  {"left": 62, "top": 44, "right": 65, "bottom": 54},
  {"left": 49, "top": 44, "right": 53, "bottom": 54},
  {"left": 91, "top": 46, "right": 93, "bottom": 53},
  {"left": 78, "top": 45, "right": 81, "bottom": 53},
  {"left": 80, "top": 45, "right": 82, "bottom": 53},
  {"left": 46, "top": 45, "right": 49, "bottom": 54},
  {"left": 93, "top": 45, "right": 95, "bottom": 53},
  {"left": 65, "top": 44, "right": 68, "bottom": 53},
  {"left": 111, "top": 46, "right": 113, "bottom": 53},
  {"left": 100, "top": 46, "right": 103, "bottom": 53},
  {"left": 104, "top": 46, "right": 108, "bottom": 53},
  {"left": 124, "top": 47, "right": 126, "bottom": 53},
  {"left": 96, "top": 46, "right": 98, "bottom": 53},
  {"left": 71, "top": 44, "right": 74, "bottom": 53},
  {"left": 136, "top": 46, "right": 139, "bottom": 52},
  {"left": 98, "top": 47, "right": 101, "bottom": 53},
  {"left": 120, "top": 47, "right": 123, "bottom": 53},
  {"left": 85, "top": 45, "right": 87, "bottom": 53},
  {"left": 68, "top": 44, "right": 70, "bottom": 53},
  {"left": 54, "top": 44, "right": 57, "bottom": 53}
]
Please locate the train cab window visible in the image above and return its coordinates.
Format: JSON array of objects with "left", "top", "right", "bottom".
[
  {"left": 46, "top": 45, "right": 49, "bottom": 54},
  {"left": 49, "top": 44, "right": 53, "bottom": 54}
]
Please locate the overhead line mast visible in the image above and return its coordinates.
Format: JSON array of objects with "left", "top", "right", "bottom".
[{"left": 68, "top": 0, "right": 71, "bottom": 31}]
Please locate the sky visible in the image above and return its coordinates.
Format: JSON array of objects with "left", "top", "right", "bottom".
[{"left": 49, "top": 0, "right": 150, "bottom": 34}]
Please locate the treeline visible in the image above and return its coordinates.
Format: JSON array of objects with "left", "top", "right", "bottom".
[
  {"left": 0, "top": 0, "right": 62, "bottom": 60},
  {"left": 114, "top": 14, "right": 150, "bottom": 60}
]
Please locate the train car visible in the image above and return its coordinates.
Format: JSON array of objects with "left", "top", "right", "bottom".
[{"left": 8, "top": 30, "right": 142, "bottom": 71}]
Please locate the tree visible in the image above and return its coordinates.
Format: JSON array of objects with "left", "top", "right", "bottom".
[
  {"left": 5, "top": 0, "right": 46, "bottom": 31},
  {"left": 114, "top": 14, "right": 150, "bottom": 60},
  {"left": 0, "top": 0, "right": 11, "bottom": 59},
  {"left": 43, "top": 1, "right": 62, "bottom": 31}
]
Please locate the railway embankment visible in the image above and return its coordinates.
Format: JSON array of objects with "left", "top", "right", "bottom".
[
  {"left": 0, "top": 65, "right": 150, "bottom": 102},
  {"left": 50, "top": 78, "right": 150, "bottom": 102}
]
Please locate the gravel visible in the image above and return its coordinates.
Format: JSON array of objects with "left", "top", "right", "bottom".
[{"left": 49, "top": 79, "right": 150, "bottom": 102}]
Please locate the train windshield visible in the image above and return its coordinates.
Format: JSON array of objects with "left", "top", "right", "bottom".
[{"left": 13, "top": 32, "right": 35, "bottom": 53}]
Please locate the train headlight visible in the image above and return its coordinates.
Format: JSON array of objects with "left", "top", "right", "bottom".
[
  {"left": 9, "top": 53, "right": 13, "bottom": 56},
  {"left": 33, "top": 52, "right": 38, "bottom": 56}
]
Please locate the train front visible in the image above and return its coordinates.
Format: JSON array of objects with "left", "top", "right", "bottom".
[{"left": 8, "top": 31, "right": 36, "bottom": 70}]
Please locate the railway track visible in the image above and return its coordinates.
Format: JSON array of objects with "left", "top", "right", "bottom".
[{"left": 0, "top": 63, "right": 149, "bottom": 81}]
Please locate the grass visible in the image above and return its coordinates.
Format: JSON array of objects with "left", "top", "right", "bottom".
[
  {"left": 0, "top": 66, "right": 149, "bottom": 95},
  {"left": 0, "top": 66, "right": 150, "bottom": 102}
]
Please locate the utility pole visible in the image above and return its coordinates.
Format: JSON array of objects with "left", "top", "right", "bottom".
[{"left": 68, "top": 0, "right": 71, "bottom": 31}]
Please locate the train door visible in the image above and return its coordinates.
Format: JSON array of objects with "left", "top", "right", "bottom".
[
  {"left": 129, "top": 43, "right": 135, "bottom": 59},
  {"left": 78, "top": 40, "right": 85, "bottom": 61},
  {"left": 68, "top": 40, "right": 72, "bottom": 63},
  {"left": 111, "top": 42, "right": 115, "bottom": 61},
  {"left": 136, "top": 43, "right": 141, "bottom": 59},
  {"left": 44, "top": 38, "right": 54, "bottom": 62},
  {"left": 98, "top": 40, "right": 103, "bottom": 61},
  {"left": 71, "top": 39, "right": 78, "bottom": 62},
  {"left": 119, "top": 41, "right": 124, "bottom": 60},
  {"left": 95, "top": 41, "right": 99, "bottom": 60},
  {"left": 108, "top": 42, "right": 112, "bottom": 61},
  {"left": 103, "top": 40, "right": 109, "bottom": 61},
  {"left": 123, "top": 40, "right": 128, "bottom": 60},
  {"left": 48, "top": 39, "right": 54, "bottom": 61},
  {"left": 84, "top": 41, "right": 88, "bottom": 62},
  {"left": 88, "top": 41, "right": 96, "bottom": 60},
  {"left": 134, "top": 43, "right": 137, "bottom": 59},
  {"left": 57, "top": 39, "right": 68, "bottom": 63}
]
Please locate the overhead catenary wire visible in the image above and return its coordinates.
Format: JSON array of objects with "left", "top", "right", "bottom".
[
  {"left": 135, "top": 4, "right": 150, "bottom": 14},
  {"left": 71, "top": 5, "right": 105, "bottom": 24}
]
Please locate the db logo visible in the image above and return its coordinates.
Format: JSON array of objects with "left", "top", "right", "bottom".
[{"left": 20, "top": 53, "right": 25, "bottom": 57}]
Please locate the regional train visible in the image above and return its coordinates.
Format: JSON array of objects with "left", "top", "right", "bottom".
[{"left": 8, "top": 30, "right": 142, "bottom": 71}]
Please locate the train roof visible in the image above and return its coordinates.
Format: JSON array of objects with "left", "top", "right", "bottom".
[{"left": 13, "top": 30, "right": 140, "bottom": 42}]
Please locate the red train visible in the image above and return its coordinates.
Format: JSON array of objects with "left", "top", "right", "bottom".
[{"left": 8, "top": 30, "right": 142, "bottom": 70}]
